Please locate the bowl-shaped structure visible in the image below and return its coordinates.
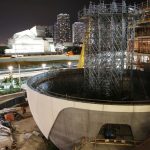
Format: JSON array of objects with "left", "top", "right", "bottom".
[{"left": 26, "top": 69, "right": 150, "bottom": 150}]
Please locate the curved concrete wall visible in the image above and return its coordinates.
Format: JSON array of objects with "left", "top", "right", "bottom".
[
  {"left": 26, "top": 85, "right": 150, "bottom": 150},
  {"left": 26, "top": 70, "right": 150, "bottom": 150},
  {"left": 50, "top": 108, "right": 150, "bottom": 150}
]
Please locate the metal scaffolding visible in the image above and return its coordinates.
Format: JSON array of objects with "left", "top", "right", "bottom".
[{"left": 78, "top": 1, "right": 137, "bottom": 99}]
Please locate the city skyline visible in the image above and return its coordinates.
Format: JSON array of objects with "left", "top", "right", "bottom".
[{"left": 0, "top": 0, "right": 141, "bottom": 44}]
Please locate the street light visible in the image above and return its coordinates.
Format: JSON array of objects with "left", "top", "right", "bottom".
[
  {"left": 18, "top": 64, "right": 21, "bottom": 86},
  {"left": 42, "top": 63, "right": 46, "bottom": 71},
  {"left": 8, "top": 66, "right": 13, "bottom": 73},
  {"left": 8, "top": 66, "right": 13, "bottom": 86},
  {"left": 67, "top": 61, "right": 72, "bottom": 68}
]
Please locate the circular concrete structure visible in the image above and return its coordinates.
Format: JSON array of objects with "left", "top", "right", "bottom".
[{"left": 26, "top": 69, "right": 150, "bottom": 150}]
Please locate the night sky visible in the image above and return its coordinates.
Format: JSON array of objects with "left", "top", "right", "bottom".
[{"left": 0, "top": 0, "right": 141, "bottom": 44}]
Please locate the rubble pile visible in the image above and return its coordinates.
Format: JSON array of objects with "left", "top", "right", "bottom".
[{"left": 0, "top": 106, "right": 47, "bottom": 150}]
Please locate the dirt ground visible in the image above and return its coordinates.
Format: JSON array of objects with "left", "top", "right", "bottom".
[{"left": 11, "top": 107, "right": 47, "bottom": 150}]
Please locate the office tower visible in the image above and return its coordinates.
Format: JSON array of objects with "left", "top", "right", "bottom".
[
  {"left": 72, "top": 22, "right": 85, "bottom": 44},
  {"left": 54, "top": 13, "right": 71, "bottom": 43}
]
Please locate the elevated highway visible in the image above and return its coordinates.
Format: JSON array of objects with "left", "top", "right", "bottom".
[{"left": 0, "top": 55, "right": 79, "bottom": 63}]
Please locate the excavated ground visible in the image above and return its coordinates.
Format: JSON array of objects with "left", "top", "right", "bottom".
[
  {"left": 12, "top": 107, "right": 47, "bottom": 150},
  {"left": 0, "top": 107, "right": 49, "bottom": 150}
]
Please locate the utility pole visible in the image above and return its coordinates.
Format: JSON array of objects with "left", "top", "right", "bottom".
[{"left": 18, "top": 63, "right": 21, "bottom": 87}]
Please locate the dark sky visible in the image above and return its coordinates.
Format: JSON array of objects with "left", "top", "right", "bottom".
[{"left": 0, "top": 0, "right": 141, "bottom": 44}]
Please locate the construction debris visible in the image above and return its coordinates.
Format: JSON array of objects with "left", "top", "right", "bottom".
[
  {"left": 0, "top": 105, "right": 48, "bottom": 150},
  {"left": 0, "top": 136, "right": 13, "bottom": 149}
]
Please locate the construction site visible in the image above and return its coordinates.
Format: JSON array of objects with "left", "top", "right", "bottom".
[
  {"left": 134, "top": 0, "right": 150, "bottom": 69},
  {"left": 26, "top": 1, "right": 150, "bottom": 150},
  {"left": 1, "top": 0, "right": 150, "bottom": 150},
  {"left": 0, "top": 0, "right": 150, "bottom": 150},
  {"left": 38, "top": 0, "right": 150, "bottom": 101}
]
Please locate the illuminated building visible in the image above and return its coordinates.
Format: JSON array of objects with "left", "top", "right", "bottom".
[
  {"left": 54, "top": 22, "right": 59, "bottom": 44},
  {"left": 72, "top": 22, "right": 85, "bottom": 44},
  {"left": 54, "top": 13, "right": 71, "bottom": 43},
  {"left": 134, "top": 1, "right": 150, "bottom": 66},
  {"left": 6, "top": 26, "right": 55, "bottom": 54}
]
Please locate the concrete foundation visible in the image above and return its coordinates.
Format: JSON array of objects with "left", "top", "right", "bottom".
[{"left": 26, "top": 69, "right": 150, "bottom": 150}]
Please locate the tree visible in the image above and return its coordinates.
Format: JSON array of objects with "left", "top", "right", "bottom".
[{"left": 0, "top": 46, "right": 9, "bottom": 55}]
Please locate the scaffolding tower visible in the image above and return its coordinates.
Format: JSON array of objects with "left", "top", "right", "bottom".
[{"left": 78, "top": 1, "right": 137, "bottom": 99}]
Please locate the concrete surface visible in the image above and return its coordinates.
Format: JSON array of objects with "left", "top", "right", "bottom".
[
  {"left": 133, "top": 138, "right": 150, "bottom": 150},
  {"left": 26, "top": 70, "right": 150, "bottom": 150},
  {"left": 27, "top": 81, "right": 150, "bottom": 150},
  {"left": 50, "top": 108, "right": 150, "bottom": 150},
  {"left": 0, "top": 55, "right": 79, "bottom": 63},
  {"left": 74, "top": 142, "right": 134, "bottom": 150},
  {"left": 0, "top": 91, "right": 25, "bottom": 102}
]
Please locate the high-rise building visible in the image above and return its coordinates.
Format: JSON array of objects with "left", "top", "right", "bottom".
[
  {"left": 72, "top": 22, "right": 85, "bottom": 44},
  {"left": 54, "top": 22, "right": 59, "bottom": 43},
  {"left": 45, "top": 25, "right": 54, "bottom": 38},
  {"left": 54, "top": 13, "right": 71, "bottom": 43}
]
